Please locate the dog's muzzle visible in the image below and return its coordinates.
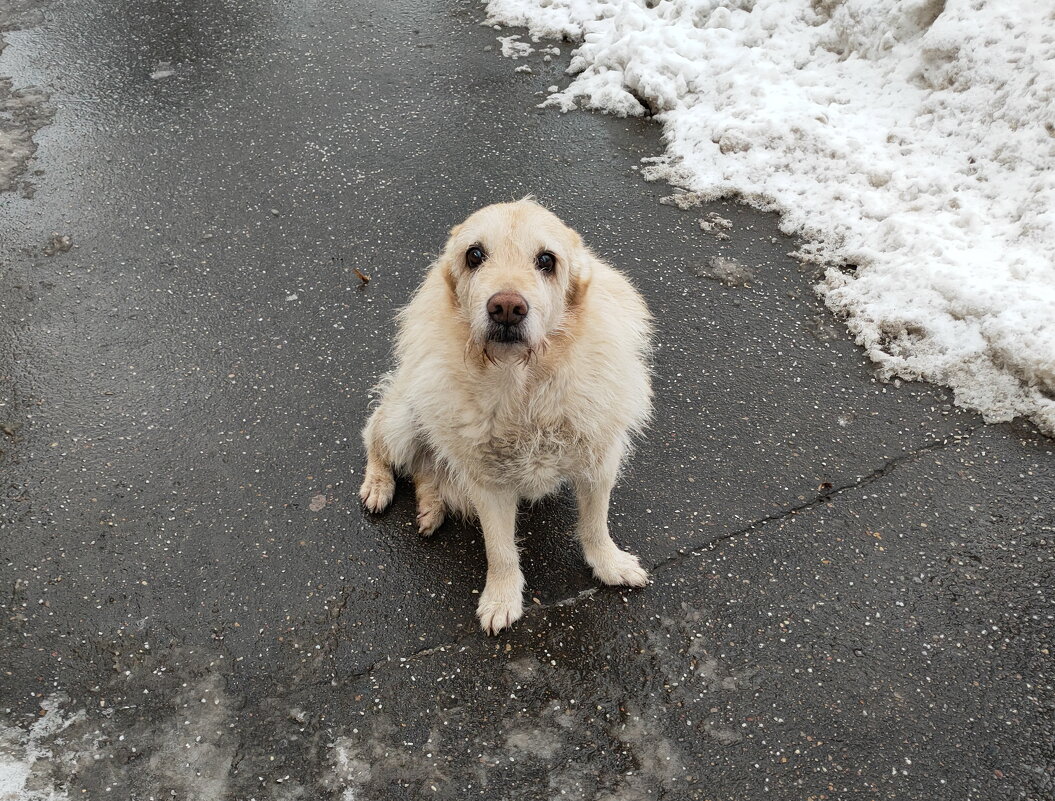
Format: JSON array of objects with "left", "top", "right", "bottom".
[{"left": 486, "top": 322, "right": 524, "bottom": 344}]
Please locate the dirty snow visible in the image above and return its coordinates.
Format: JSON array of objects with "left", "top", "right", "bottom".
[
  {"left": 0, "top": 696, "right": 79, "bottom": 801},
  {"left": 697, "top": 255, "right": 754, "bottom": 287},
  {"left": 0, "top": 676, "right": 235, "bottom": 801},
  {"left": 149, "top": 60, "right": 175, "bottom": 80},
  {"left": 0, "top": 78, "right": 51, "bottom": 195},
  {"left": 0, "top": 2, "right": 53, "bottom": 195},
  {"left": 41, "top": 232, "right": 71, "bottom": 256},
  {"left": 485, "top": 0, "right": 1055, "bottom": 435},
  {"left": 497, "top": 34, "right": 534, "bottom": 59}
]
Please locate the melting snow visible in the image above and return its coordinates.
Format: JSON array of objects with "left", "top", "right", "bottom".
[
  {"left": 0, "top": 696, "right": 80, "bottom": 801},
  {"left": 149, "top": 61, "right": 175, "bottom": 80},
  {"left": 0, "top": 79, "right": 52, "bottom": 194},
  {"left": 0, "top": 0, "right": 54, "bottom": 194},
  {"left": 486, "top": 0, "right": 1055, "bottom": 435},
  {"left": 497, "top": 34, "right": 535, "bottom": 59},
  {"left": 697, "top": 255, "right": 755, "bottom": 287},
  {"left": 0, "top": 677, "right": 234, "bottom": 801}
]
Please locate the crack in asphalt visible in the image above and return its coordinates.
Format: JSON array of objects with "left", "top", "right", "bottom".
[
  {"left": 325, "top": 424, "right": 982, "bottom": 683},
  {"left": 648, "top": 422, "right": 983, "bottom": 575},
  {"left": 323, "top": 586, "right": 353, "bottom": 680}
]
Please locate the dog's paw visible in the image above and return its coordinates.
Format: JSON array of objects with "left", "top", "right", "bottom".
[
  {"left": 359, "top": 470, "right": 395, "bottom": 513},
  {"left": 476, "top": 582, "right": 524, "bottom": 635},
  {"left": 416, "top": 503, "right": 445, "bottom": 537},
  {"left": 590, "top": 548, "right": 650, "bottom": 588}
]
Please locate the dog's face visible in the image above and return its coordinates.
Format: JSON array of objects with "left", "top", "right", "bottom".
[{"left": 439, "top": 199, "right": 590, "bottom": 359}]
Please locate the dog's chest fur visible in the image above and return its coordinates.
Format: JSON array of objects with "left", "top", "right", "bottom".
[
  {"left": 475, "top": 419, "right": 577, "bottom": 497},
  {"left": 448, "top": 369, "right": 590, "bottom": 497}
]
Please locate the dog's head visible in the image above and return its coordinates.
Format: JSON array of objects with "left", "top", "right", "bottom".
[{"left": 438, "top": 198, "right": 591, "bottom": 361}]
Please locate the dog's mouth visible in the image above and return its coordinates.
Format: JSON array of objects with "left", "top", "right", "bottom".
[
  {"left": 485, "top": 322, "right": 524, "bottom": 344},
  {"left": 478, "top": 322, "right": 548, "bottom": 366}
]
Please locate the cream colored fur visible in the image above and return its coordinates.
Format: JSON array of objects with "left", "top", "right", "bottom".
[{"left": 359, "top": 199, "right": 653, "bottom": 634}]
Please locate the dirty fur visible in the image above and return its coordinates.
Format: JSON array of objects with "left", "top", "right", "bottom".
[{"left": 359, "top": 198, "right": 653, "bottom": 633}]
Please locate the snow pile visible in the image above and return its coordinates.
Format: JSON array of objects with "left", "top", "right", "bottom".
[{"left": 485, "top": 0, "right": 1055, "bottom": 435}]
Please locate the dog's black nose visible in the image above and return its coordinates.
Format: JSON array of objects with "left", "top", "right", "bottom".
[{"left": 487, "top": 292, "right": 529, "bottom": 325}]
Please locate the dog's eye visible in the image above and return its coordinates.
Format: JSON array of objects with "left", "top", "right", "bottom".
[
  {"left": 466, "top": 247, "right": 486, "bottom": 269},
  {"left": 535, "top": 251, "right": 556, "bottom": 274}
]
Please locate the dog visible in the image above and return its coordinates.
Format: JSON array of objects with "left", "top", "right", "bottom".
[{"left": 359, "top": 198, "right": 653, "bottom": 633}]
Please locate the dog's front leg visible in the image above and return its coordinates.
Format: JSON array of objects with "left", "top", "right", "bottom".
[
  {"left": 574, "top": 474, "right": 649, "bottom": 587},
  {"left": 469, "top": 486, "right": 524, "bottom": 634}
]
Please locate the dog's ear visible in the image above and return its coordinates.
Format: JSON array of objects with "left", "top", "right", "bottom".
[
  {"left": 566, "top": 253, "right": 594, "bottom": 308},
  {"left": 435, "top": 239, "right": 462, "bottom": 307},
  {"left": 443, "top": 260, "right": 460, "bottom": 304},
  {"left": 448, "top": 222, "right": 464, "bottom": 239}
]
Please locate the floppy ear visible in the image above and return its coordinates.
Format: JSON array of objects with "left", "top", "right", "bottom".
[
  {"left": 566, "top": 250, "right": 594, "bottom": 308},
  {"left": 443, "top": 260, "right": 460, "bottom": 303},
  {"left": 435, "top": 238, "right": 462, "bottom": 305}
]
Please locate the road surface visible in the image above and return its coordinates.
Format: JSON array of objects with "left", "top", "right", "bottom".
[{"left": 0, "top": 1, "right": 1051, "bottom": 798}]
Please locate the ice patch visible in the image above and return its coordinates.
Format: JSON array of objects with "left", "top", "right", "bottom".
[
  {"left": 0, "top": 695, "right": 81, "bottom": 801},
  {"left": 485, "top": 0, "right": 1055, "bottom": 435},
  {"left": 0, "top": 669, "right": 236, "bottom": 800},
  {"left": 697, "top": 256, "right": 754, "bottom": 287},
  {"left": 330, "top": 738, "right": 372, "bottom": 792},
  {"left": 504, "top": 726, "right": 561, "bottom": 760},
  {"left": 0, "top": 79, "right": 53, "bottom": 195},
  {"left": 149, "top": 61, "right": 175, "bottom": 80},
  {"left": 142, "top": 675, "right": 235, "bottom": 800},
  {"left": 327, "top": 720, "right": 448, "bottom": 799},
  {"left": 0, "top": 3, "right": 54, "bottom": 194}
]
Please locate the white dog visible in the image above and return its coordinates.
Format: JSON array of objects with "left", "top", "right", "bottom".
[{"left": 359, "top": 199, "right": 652, "bottom": 633}]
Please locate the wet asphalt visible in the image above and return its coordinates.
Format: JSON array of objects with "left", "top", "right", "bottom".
[{"left": 0, "top": 1, "right": 1052, "bottom": 799}]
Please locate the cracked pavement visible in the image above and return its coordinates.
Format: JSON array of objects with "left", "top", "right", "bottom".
[{"left": 1, "top": 0, "right": 1052, "bottom": 799}]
